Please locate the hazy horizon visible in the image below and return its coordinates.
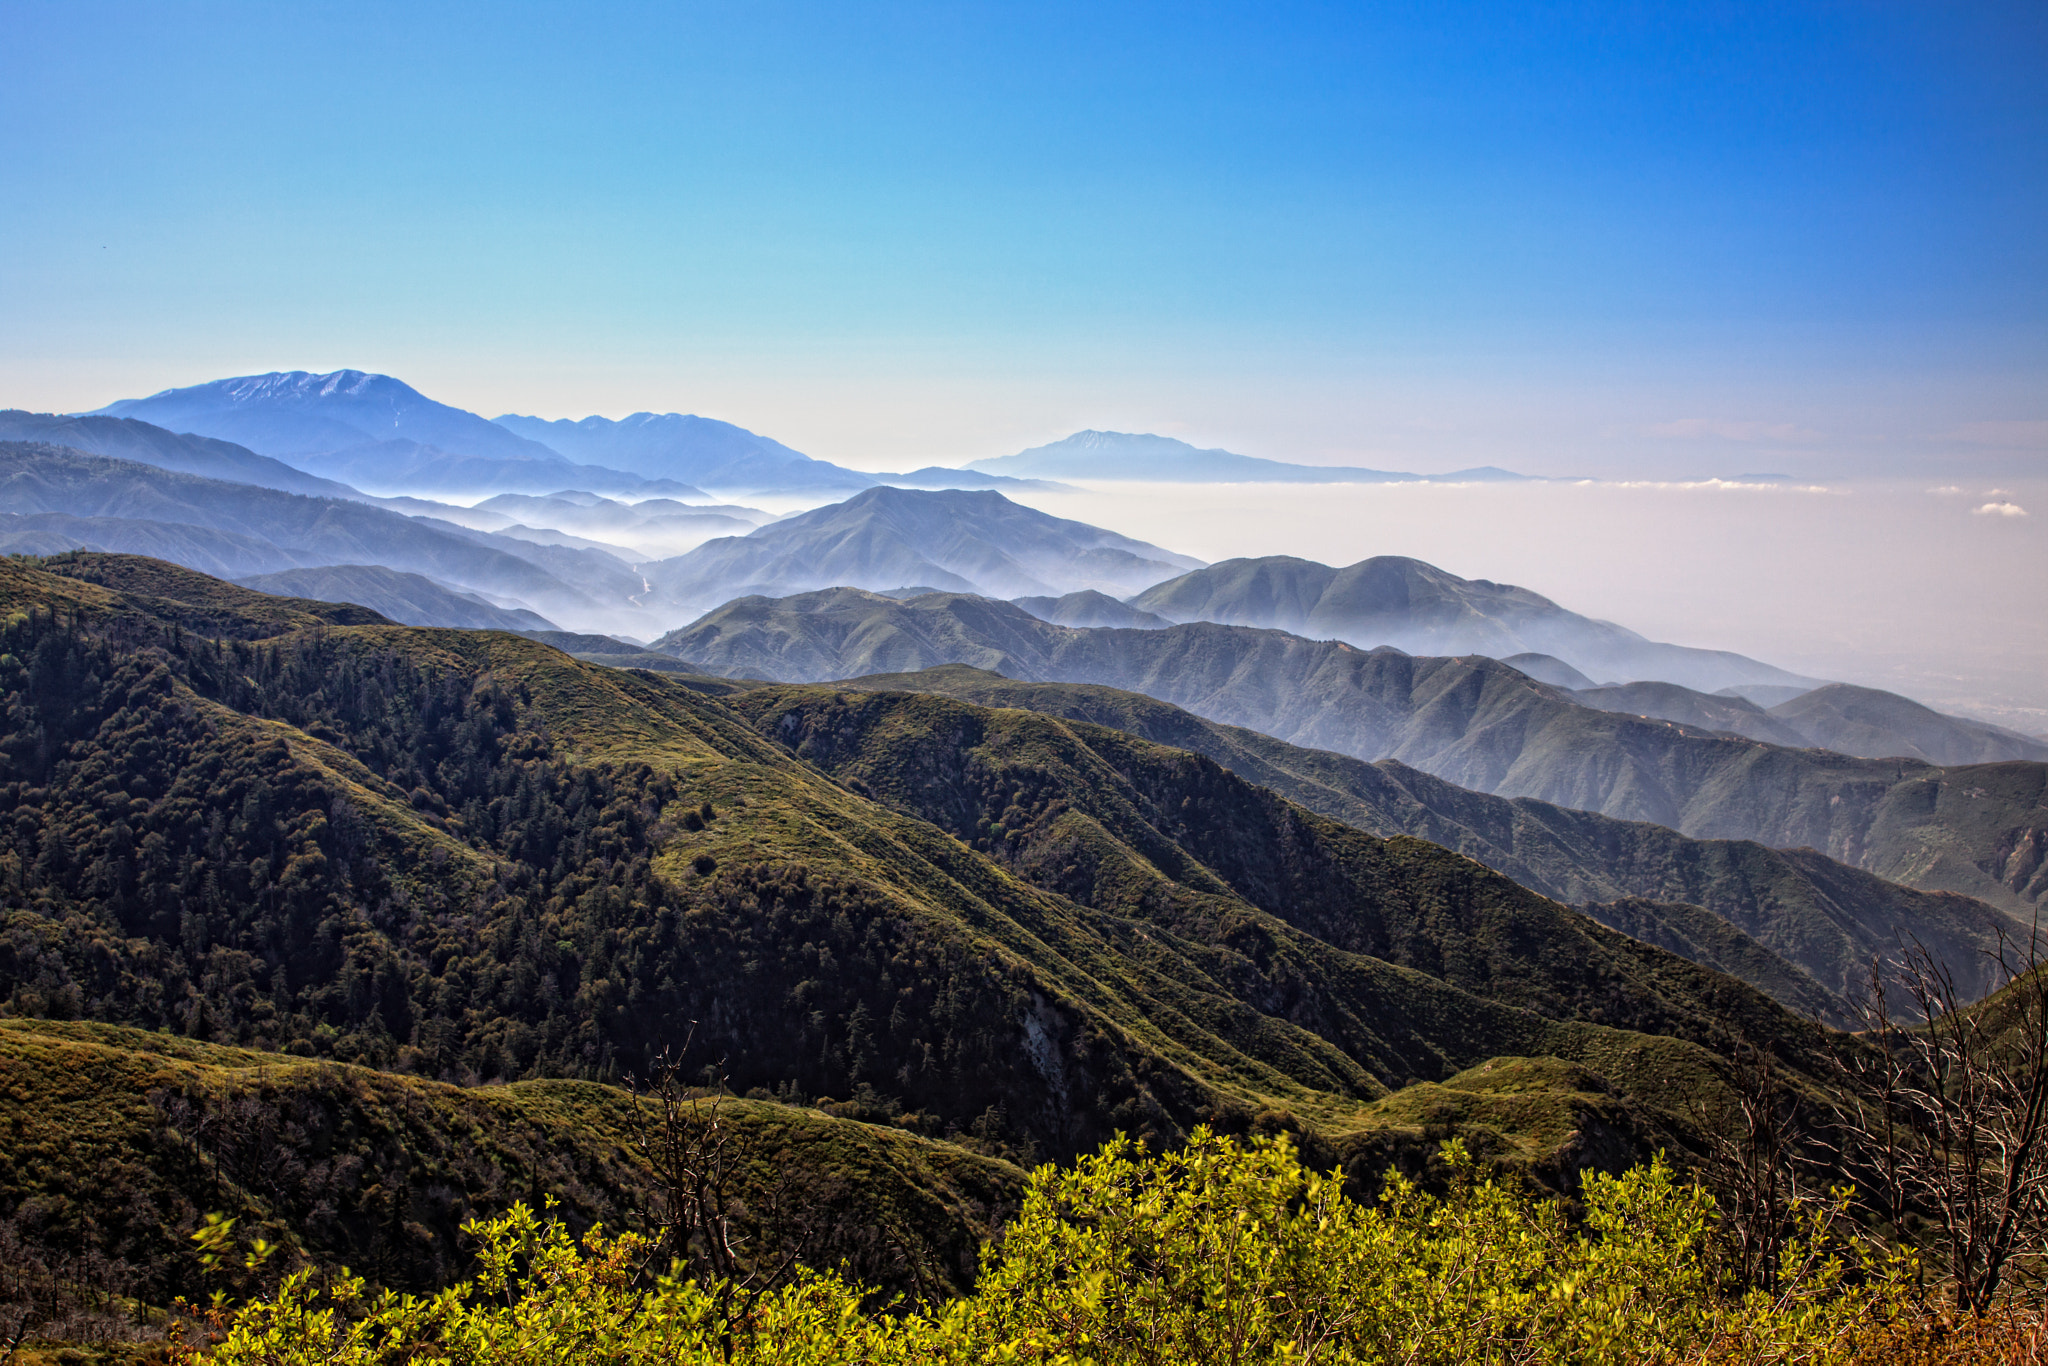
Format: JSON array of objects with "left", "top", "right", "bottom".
[
  {"left": 4, "top": 3, "right": 2042, "bottom": 725},
  {"left": 6, "top": 3, "right": 2043, "bottom": 482}
]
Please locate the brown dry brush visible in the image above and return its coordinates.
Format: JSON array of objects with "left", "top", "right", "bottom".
[
  {"left": 625, "top": 1038, "right": 946, "bottom": 1325},
  {"left": 1831, "top": 924, "right": 2048, "bottom": 1316}
]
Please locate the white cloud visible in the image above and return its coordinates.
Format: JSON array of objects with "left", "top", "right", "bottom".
[
  {"left": 1973, "top": 501, "right": 2029, "bottom": 517},
  {"left": 1926, "top": 485, "right": 1965, "bottom": 495},
  {"left": 1601, "top": 477, "right": 1830, "bottom": 493}
]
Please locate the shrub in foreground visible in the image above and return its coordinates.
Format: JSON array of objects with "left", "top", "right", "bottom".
[{"left": 188, "top": 1130, "right": 1908, "bottom": 1364}]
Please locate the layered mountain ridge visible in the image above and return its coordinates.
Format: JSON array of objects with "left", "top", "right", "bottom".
[
  {"left": 1130, "top": 555, "right": 1821, "bottom": 695},
  {"left": 655, "top": 588, "right": 2048, "bottom": 918}
]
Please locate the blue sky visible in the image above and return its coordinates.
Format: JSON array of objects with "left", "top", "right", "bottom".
[{"left": 4, "top": 1, "right": 2043, "bottom": 474}]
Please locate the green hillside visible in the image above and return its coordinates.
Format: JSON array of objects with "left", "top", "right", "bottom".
[
  {"left": 834, "top": 665, "right": 2015, "bottom": 1016},
  {"left": 0, "top": 553, "right": 1887, "bottom": 1325}
]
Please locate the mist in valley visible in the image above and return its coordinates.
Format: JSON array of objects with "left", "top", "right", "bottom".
[{"left": 988, "top": 474, "right": 2048, "bottom": 736}]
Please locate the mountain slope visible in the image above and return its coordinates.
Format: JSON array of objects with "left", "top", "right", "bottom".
[
  {"left": 657, "top": 589, "right": 2048, "bottom": 918},
  {"left": 0, "top": 509, "right": 313, "bottom": 577},
  {"left": 0, "top": 442, "right": 645, "bottom": 626},
  {"left": 645, "top": 487, "right": 1204, "bottom": 609},
  {"left": 1130, "top": 555, "right": 1820, "bottom": 695},
  {"left": 968, "top": 431, "right": 1522, "bottom": 484},
  {"left": 831, "top": 665, "right": 2013, "bottom": 1015},
  {"left": 0, "top": 1018, "right": 1024, "bottom": 1304},
  {"left": 0, "top": 554, "right": 1827, "bottom": 1172},
  {"left": 1012, "top": 590, "right": 1170, "bottom": 629},
  {"left": 0, "top": 410, "right": 364, "bottom": 499},
  {"left": 234, "top": 565, "right": 559, "bottom": 631},
  {"left": 1766, "top": 682, "right": 2048, "bottom": 765},
  {"left": 495, "top": 411, "right": 875, "bottom": 494},
  {"left": 1567, "top": 681, "right": 1815, "bottom": 748}
]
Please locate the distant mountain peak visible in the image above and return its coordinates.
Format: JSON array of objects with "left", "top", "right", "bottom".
[
  {"left": 92, "top": 369, "right": 568, "bottom": 473},
  {"left": 492, "top": 410, "right": 873, "bottom": 494},
  {"left": 969, "top": 430, "right": 1524, "bottom": 485}
]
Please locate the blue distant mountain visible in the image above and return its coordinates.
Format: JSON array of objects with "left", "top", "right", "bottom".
[
  {"left": 87, "top": 371, "right": 708, "bottom": 497},
  {"left": 967, "top": 430, "right": 1525, "bottom": 484},
  {"left": 493, "top": 411, "right": 874, "bottom": 495},
  {"left": 94, "top": 369, "right": 561, "bottom": 464}
]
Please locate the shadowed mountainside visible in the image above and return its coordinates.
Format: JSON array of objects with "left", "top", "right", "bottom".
[
  {"left": 0, "top": 1018, "right": 1025, "bottom": 1305},
  {"left": 832, "top": 665, "right": 2017, "bottom": 1017}
]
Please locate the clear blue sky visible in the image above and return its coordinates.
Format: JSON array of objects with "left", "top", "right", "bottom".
[{"left": 4, "top": 1, "right": 2043, "bottom": 474}]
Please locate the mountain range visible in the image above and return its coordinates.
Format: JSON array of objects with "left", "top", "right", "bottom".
[
  {"left": 0, "top": 552, "right": 1831, "bottom": 1160},
  {"left": 1564, "top": 678, "right": 2048, "bottom": 766},
  {"left": 0, "top": 442, "right": 646, "bottom": 628},
  {"left": 968, "top": 430, "right": 1526, "bottom": 484},
  {"left": 653, "top": 588, "right": 2048, "bottom": 919},
  {"left": 1129, "top": 555, "right": 1823, "bottom": 695},
  {"left": 819, "top": 664, "right": 2014, "bottom": 1021},
  {"left": 644, "top": 486, "right": 1205, "bottom": 609},
  {"left": 493, "top": 409, "right": 877, "bottom": 495}
]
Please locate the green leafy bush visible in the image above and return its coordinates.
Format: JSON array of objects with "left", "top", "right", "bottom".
[{"left": 193, "top": 1130, "right": 1907, "bottom": 1364}]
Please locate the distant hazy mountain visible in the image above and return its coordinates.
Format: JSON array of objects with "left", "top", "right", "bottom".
[
  {"left": 968, "top": 430, "right": 1524, "bottom": 484},
  {"left": 655, "top": 588, "right": 2048, "bottom": 918},
  {"left": 1131, "top": 555, "right": 1821, "bottom": 694},
  {"left": 833, "top": 664, "right": 2016, "bottom": 1017},
  {"left": 472, "top": 491, "right": 760, "bottom": 560},
  {"left": 1503, "top": 652, "right": 1598, "bottom": 690},
  {"left": 95, "top": 370, "right": 557, "bottom": 464},
  {"left": 0, "top": 442, "right": 640, "bottom": 626},
  {"left": 513, "top": 629, "right": 649, "bottom": 654},
  {"left": 0, "top": 510, "right": 309, "bottom": 577},
  {"left": 1562, "top": 678, "right": 2048, "bottom": 764},
  {"left": 86, "top": 370, "right": 681, "bottom": 497},
  {"left": 493, "top": 411, "right": 874, "bottom": 495},
  {"left": 870, "top": 466, "right": 1075, "bottom": 493},
  {"left": 1767, "top": 683, "right": 2048, "bottom": 765},
  {"left": 0, "top": 410, "right": 365, "bottom": 499},
  {"left": 643, "top": 487, "right": 1203, "bottom": 609},
  {"left": 234, "top": 565, "right": 558, "bottom": 631},
  {"left": 1567, "top": 682, "right": 1815, "bottom": 747},
  {"left": 1011, "top": 589, "right": 1170, "bottom": 629}
]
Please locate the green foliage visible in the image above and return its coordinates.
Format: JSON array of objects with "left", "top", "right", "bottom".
[{"left": 194, "top": 1132, "right": 1907, "bottom": 1364}]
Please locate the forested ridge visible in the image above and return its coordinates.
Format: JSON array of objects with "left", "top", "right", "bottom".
[{"left": 2, "top": 554, "right": 2043, "bottom": 1361}]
